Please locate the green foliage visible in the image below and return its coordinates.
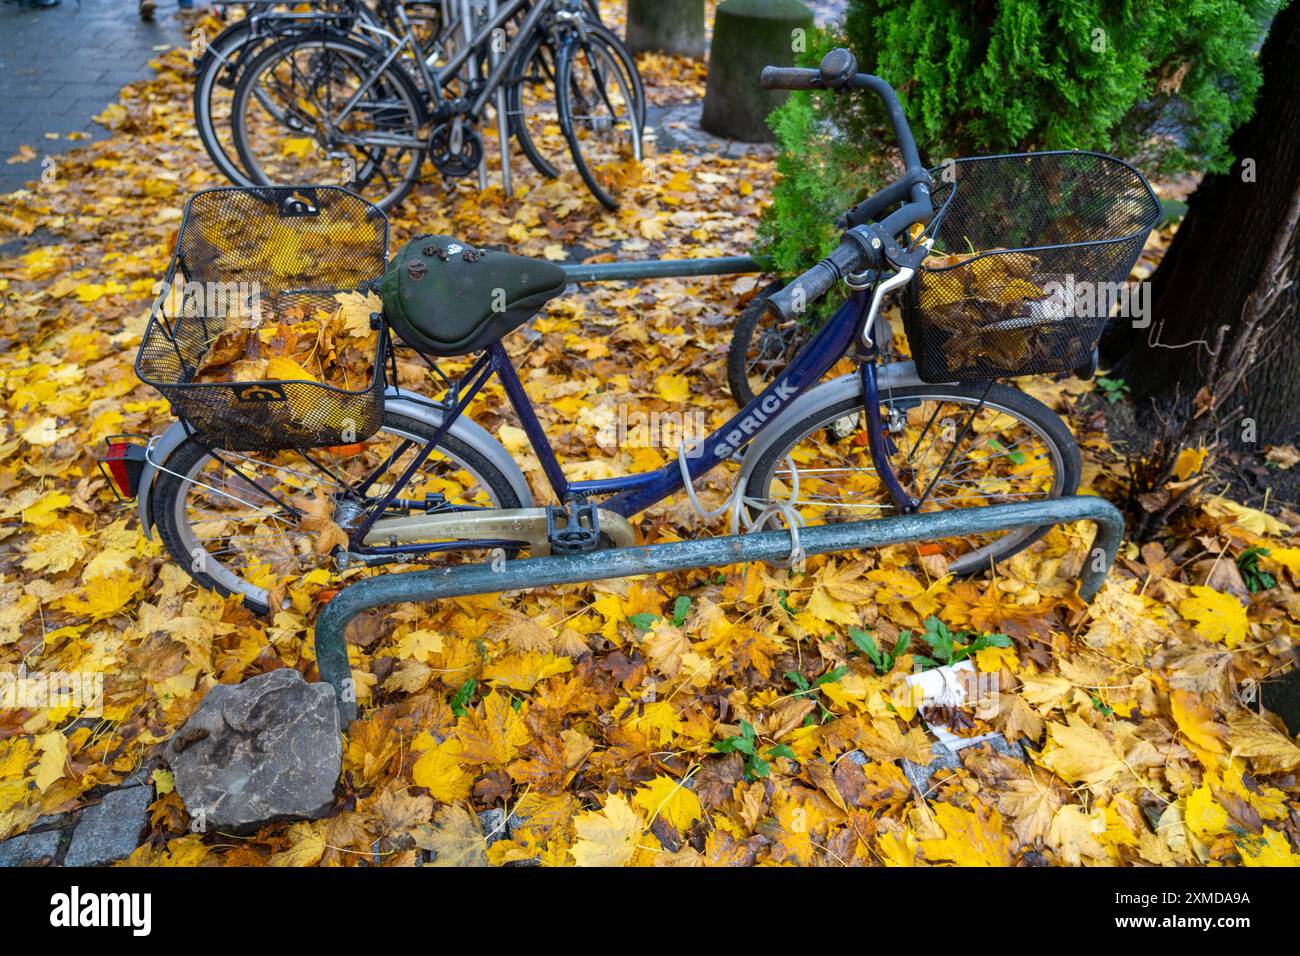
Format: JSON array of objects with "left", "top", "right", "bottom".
[
  {"left": 1237, "top": 547, "right": 1276, "bottom": 593},
  {"left": 909, "top": 616, "right": 1011, "bottom": 670},
  {"left": 756, "top": 0, "right": 1283, "bottom": 275},
  {"left": 711, "top": 720, "right": 794, "bottom": 780},
  {"left": 1096, "top": 376, "right": 1131, "bottom": 403},
  {"left": 848, "top": 626, "right": 910, "bottom": 674}
]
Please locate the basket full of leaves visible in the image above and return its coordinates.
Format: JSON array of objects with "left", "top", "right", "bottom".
[
  {"left": 903, "top": 151, "right": 1161, "bottom": 382},
  {"left": 135, "top": 186, "right": 390, "bottom": 451}
]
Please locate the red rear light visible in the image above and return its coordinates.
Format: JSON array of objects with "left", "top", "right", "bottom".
[{"left": 97, "top": 436, "right": 149, "bottom": 500}]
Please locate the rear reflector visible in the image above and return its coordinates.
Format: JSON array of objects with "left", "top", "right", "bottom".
[{"left": 97, "top": 435, "right": 149, "bottom": 500}]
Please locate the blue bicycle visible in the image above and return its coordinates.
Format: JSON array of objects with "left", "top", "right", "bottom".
[{"left": 115, "top": 49, "right": 1159, "bottom": 614}]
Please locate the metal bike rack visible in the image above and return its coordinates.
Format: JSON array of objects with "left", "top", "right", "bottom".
[
  {"left": 314, "top": 495, "right": 1124, "bottom": 723},
  {"left": 560, "top": 255, "right": 762, "bottom": 284}
]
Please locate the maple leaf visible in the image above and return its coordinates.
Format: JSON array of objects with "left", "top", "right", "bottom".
[
  {"left": 1185, "top": 784, "right": 1230, "bottom": 841},
  {"left": 654, "top": 373, "right": 690, "bottom": 403},
  {"left": 272, "top": 821, "right": 326, "bottom": 867},
  {"left": 920, "top": 801, "right": 1015, "bottom": 866},
  {"left": 455, "top": 691, "right": 531, "bottom": 766},
  {"left": 641, "top": 621, "right": 690, "bottom": 677},
  {"left": 21, "top": 524, "right": 86, "bottom": 574},
  {"left": 1170, "top": 689, "right": 1228, "bottom": 758},
  {"left": 1048, "top": 804, "right": 1111, "bottom": 865},
  {"left": 571, "top": 793, "right": 643, "bottom": 867},
  {"left": 292, "top": 494, "right": 349, "bottom": 557},
  {"left": 33, "top": 732, "right": 67, "bottom": 793},
  {"left": 482, "top": 652, "right": 572, "bottom": 691},
  {"left": 424, "top": 805, "right": 487, "bottom": 867},
  {"left": 633, "top": 775, "right": 703, "bottom": 832},
  {"left": 60, "top": 571, "right": 140, "bottom": 621},
  {"left": 1039, "top": 715, "right": 1129, "bottom": 792},
  {"left": 1226, "top": 710, "right": 1300, "bottom": 773},
  {"left": 1238, "top": 827, "right": 1300, "bottom": 866},
  {"left": 411, "top": 735, "right": 474, "bottom": 803},
  {"left": 1178, "top": 586, "right": 1249, "bottom": 648}
]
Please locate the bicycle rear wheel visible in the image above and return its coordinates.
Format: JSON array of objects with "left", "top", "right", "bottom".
[
  {"left": 743, "top": 381, "right": 1081, "bottom": 574},
  {"left": 555, "top": 25, "right": 644, "bottom": 209},
  {"left": 151, "top": 409, "right": 523, "bottom": 615}
]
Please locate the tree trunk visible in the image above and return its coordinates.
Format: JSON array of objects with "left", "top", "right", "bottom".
[
  {"left": 1111, "top": 2, "right": 1300, "bottom": 446},
  {"left": 626, "top": 0, "right": 706, "bottom": 58}
]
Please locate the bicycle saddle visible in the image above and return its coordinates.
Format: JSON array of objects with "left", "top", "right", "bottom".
[{"left": 381, "top": 235, "right": 568, "bottom": 356}]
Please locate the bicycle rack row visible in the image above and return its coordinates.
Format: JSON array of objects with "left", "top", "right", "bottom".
[{"left": 314, "top": 496, "right": 1124, "bottom": 724}]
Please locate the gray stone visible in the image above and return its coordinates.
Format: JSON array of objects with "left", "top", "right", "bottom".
[
  {"left": 901, "top": 740, "right": 963, "bottom": 797},
  {"left": 627, "top": 0, "right": 706, "bottom": 58},
  {"left": 168, "top": 669, "right": 341, "bottom": 836},
  {"left": 0, "top": 829, "right": 62, "bottom": 867},
  {"left": 983, "top": 733, "right": 1028, "bottom": 762},
  {"left": 700, "top": 0, "right": 815, "bottom": 143},
  {"left": 63, "top": 786, "right": 153, "bottom": 867},
  {"left": 478, "top": 809, "right": 508, "bottom": 847},
  {"left": 842, "top": 750, "right": 870, "bottom": 767}
]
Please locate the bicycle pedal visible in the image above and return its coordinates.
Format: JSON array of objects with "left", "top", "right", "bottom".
[{"left": 546, "top": 501, "right": 601, "bottom": 555}]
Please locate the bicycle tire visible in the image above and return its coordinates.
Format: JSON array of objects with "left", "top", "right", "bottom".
[
  {"left": 229, "top": 30, "right": 428, "bottom": 211},
  {"left": 151, "top": 410, "right": 524, "bottom": 615},
  {"left": 555, "top": 24, "right": 645, "bottom": 210},
  {"left": 743, "top": 381, "right": 1082, "bottom": 574}
]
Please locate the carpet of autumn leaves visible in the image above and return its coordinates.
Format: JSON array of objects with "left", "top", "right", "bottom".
[{"left": 2, "top": 12, "right": 1300, "bottom": 867}]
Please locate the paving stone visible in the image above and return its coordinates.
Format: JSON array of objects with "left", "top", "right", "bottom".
[
  {"left": 168, "top": 668, "right": 342, "bottom": 835},
  {"left": 478, "top": 809, "right": 508, "bottom": 847},
  {"left": 901, "top": 740, "right": 963, "bottom": 797},
  {"left": 0, "top": 829, "right": 62, "bottom": 867},
  {"left": 63, "top": 786, "right": 153, "bottom": 867},
  {"left": 0, "top": 0, "right": 194, "bottom": 192}
]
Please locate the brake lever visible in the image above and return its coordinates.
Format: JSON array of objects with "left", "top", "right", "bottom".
[{"left": 856, "top": 238, "right": 931, "bottom": 348}]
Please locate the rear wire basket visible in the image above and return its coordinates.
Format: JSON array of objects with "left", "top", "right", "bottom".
[
  {"left": 136, "top": 186, "right": 390, "bottom": 451},
  {"left": 903, "top": 151, "right": 1161, "bottom": 382}
]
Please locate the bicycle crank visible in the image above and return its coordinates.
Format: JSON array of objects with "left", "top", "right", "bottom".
[{"left": 428, "top": 121, "right": 484, "bottom": 178}]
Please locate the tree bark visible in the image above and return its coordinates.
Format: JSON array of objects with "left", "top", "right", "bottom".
[{"left": 1111, "top": 2, "right": 1300, "bottom": 446}]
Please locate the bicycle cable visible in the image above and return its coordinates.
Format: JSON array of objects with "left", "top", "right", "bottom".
[{"left": 675, "top": 439, "right": 806, "bottom": 570}]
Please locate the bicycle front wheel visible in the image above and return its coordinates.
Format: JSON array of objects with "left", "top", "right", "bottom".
[
  {"left": 230, "top": 32, "right": 427, "bottom": 210},
  {"left": 742, "top": 380, "right": 1081, "bottom": 574},
  {"left": 555, "top": 25, "right": 644, "bottom": 209}
]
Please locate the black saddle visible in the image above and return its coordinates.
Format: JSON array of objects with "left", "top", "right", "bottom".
[{"left": 380, "top": 235, "right": 568, "bottom": 356}]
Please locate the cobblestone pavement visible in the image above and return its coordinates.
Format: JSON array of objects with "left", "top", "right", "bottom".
[{"left": 0, "top": 0, "right": 197, "bottom": 193}]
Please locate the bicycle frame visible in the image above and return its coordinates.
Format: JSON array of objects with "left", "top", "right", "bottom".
[
  {"left": 326, "top": 0, "right": 566, "bottom": 130},
  {"left": 345, "top": 286, "right": 915, "bottom": 556}
]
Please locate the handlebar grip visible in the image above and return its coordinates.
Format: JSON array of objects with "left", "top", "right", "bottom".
[
  {"left": 765, "top": 240, "right": 868, "bottom": 323},
  {"left": 760, "top": 66, "right": 820, "bottom": 91}
]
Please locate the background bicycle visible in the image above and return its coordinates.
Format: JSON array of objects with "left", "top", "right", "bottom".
[{"left": 194, "top": 0, "right": 644, "bottom": 210}]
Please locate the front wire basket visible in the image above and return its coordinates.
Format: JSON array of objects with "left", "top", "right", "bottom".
[
  {"left": 903, "top": 151, "right": 1161, "bottom": 382},
  {"left": 135, "top": 186, "right": 390, "bottom": 451}
]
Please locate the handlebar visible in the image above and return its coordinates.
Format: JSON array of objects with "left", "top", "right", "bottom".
[{"left": 761, "top": 49, "right": 933, "bottom": 326}]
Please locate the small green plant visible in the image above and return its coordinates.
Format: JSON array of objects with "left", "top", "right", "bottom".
[
  {"left": 848, "top": 626, "right": 910, "bottom": 675},
  {"left": 909, "top": 617, "right": 1012, "bottom": 670},
  {"left": 712, "top": 720, "right": 794, "bottom": 780},
  {"left": 672, "top": 595, "right": 692, "bottom": 627},
  {"left": 1237, "top": 547, "right": 1276, "bottom": 593},
  {"left": 450, "top": 678, "right": 477, "bottom": 717},
  {"left": 785, "top": 665, "right": 849, "bottom": 723},
  {"left": 628, "top": 612, "right": 659, "bottom": 632},
  {"left": 1096, "top": 376, "right": 1131, "bottom": 404}
]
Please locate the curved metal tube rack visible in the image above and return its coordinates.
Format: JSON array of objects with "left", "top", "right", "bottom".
[{"left": 314, "top": 496, "right": 1124, "bottom": 723}]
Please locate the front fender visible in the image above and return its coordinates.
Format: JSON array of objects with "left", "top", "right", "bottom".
[
  {"left": 736, "top": 361, "right": 948, "bottom": 488},
  {"left": 138, "top": 388, "right": 534, "bottom": 539}
]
